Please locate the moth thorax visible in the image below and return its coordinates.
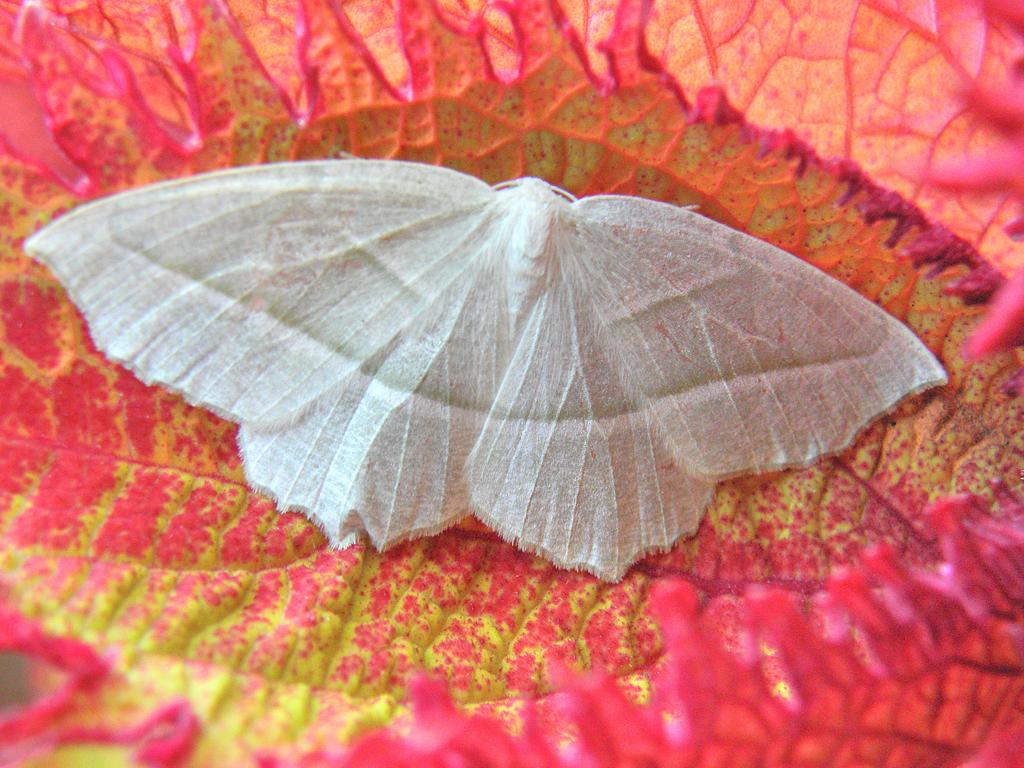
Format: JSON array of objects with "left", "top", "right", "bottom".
[{"left": 494, "top": 178, "right": 569, "bottom": 320}]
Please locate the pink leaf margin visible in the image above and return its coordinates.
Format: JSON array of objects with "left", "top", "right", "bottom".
[
  {"left": 927, "top": 0, "right": 1024, "bottom": 391},
  {"left": 0, "top": 602, "right": 199, "bottom": 767}
]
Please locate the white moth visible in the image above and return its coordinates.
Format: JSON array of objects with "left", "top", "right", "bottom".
[{"left": 25, "top": 159, "right": 947, "bottom": 580}]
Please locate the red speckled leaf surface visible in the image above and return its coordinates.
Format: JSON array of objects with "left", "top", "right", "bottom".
[{"left": 0, "top": 0, "right": 1021, "bottom": 765}]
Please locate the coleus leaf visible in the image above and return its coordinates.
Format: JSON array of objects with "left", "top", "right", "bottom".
[
  {"left": 639, "top": 0, "right": 1023, "bottom": 278},
  {"left": 261, "top": 488, "right": 1024, "bottom": 768},
  {"left": 0, "top": 0, "right": 1020, "bottom": 766}
]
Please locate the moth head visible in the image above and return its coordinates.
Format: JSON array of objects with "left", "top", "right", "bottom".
[
  {"left": 491, "top": 177, "right": 574, "bottom": 268},
  {"left": 494, "top": 176, "right": 576, "bottom": 202}
]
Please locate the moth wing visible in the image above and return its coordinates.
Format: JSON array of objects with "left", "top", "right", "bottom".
[
  {"left": 466, "top": 275, "right": 716, "bottom": 581},
  {"left": 569, "top": 195, "right": 947, "bottom": 479},
  {"left": 237, "top": 249, "right": 512, "bottom": 549},
  {"left": 24, "top": 160, "right": 495, "bottom": 425},
  {"left": 466, "top": 194, "right": 946, "bottom": 580}
]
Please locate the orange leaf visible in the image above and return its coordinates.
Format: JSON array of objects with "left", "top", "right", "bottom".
[{"left": 637, "top": 0, "right": 1024, "bottom": 276}]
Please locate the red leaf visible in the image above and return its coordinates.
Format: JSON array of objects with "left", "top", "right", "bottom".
[
  {"left": 0, "top": 1, "right": 1020, "bottom": 766},
  {"left": 261, "top": 487, "right": 1024, "bottom": 767}
]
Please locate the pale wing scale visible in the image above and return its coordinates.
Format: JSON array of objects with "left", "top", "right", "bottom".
[
  {"left": 240, "top": 251, "right": 512, "bottom": 546},
  {"left": 467, "top": 274, "right": 715, "bottom": 579},
  {"left": 465, "top": 190, "right": 945, "bottom": 579},
  {"left": 569, "top": 195, "right": 948, "bottom": 478},
  {"left": 25, "top": 160, "right": 495, "bottom": 425}
]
